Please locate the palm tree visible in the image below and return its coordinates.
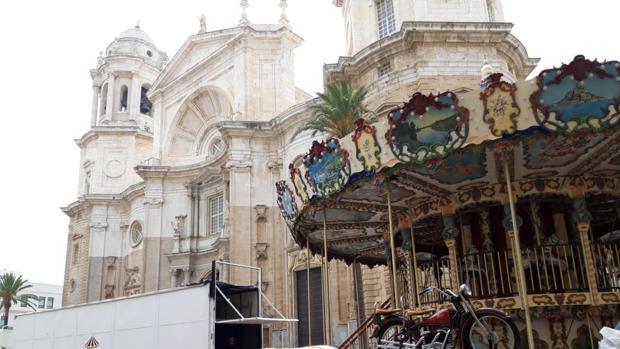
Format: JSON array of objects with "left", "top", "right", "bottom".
[
  {"left": 0, "top": 272, "right": 38, "bottom": 327},
  {"left": 291, "top": 81, "right": 377, "bottom": 141}
]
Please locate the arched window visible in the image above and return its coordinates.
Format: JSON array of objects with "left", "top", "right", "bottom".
[
  {"left": 130, "top": 221, "right": 143, "bottom": 247},
  {"left": 376, "top": 0, "right": 396, "bottom": 39},
  {"left": 119, "top": 85, "right": 128, "bottom": 112},
  {"left": 100, "top": 83, "right": 108, "bottom": 116},
  {"left": 140, "top": 84, "right": 152, "bottom": 116}
]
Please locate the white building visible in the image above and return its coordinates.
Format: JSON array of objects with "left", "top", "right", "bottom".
[
  {"left": 0, "top": 270, "right": 62, "bottom": 327},
  {"left": 60, "top": 0, "right": 536, "bottom": 346}
]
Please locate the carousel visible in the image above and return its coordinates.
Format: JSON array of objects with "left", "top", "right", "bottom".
[{"left": 276, "top": 55, "right": 620, "bottom": 348}]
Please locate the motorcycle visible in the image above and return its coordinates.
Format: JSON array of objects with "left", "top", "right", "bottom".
[{"left": 371, "top": 284, "right": 519, "bottom": 349}]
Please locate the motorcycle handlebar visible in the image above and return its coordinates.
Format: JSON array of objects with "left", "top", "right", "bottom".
[{"left": 418, "top": 286, "right": 458, "bottom": 298}]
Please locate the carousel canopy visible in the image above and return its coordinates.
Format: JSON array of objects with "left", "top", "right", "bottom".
[{"left": 276, "top": 55, "right": 620, "bottom": 266}]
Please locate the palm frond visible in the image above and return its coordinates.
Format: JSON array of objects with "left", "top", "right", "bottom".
[{"left": 291, "top": 81, "right": 377, "bottom": 141}]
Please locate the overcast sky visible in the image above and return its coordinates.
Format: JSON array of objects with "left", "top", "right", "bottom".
[{"left": 0, "top": 0, "right": 617, "bottom": 286}]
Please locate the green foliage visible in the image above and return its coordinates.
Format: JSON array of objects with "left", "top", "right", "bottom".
[
  {"left": 291, "top": 81, "right": 377, "bottom": 141},
  {"left": 0, "top": 272, "right": 38, "bottom": 326}
]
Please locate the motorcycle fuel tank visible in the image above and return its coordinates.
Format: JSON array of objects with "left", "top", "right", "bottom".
[{"left": 421, "top": 308, "right": 454, "bottom": 326}]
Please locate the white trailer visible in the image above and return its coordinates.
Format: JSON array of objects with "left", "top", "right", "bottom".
[{"left": 12, "top": 261, "right": 294, "bottom": 349}]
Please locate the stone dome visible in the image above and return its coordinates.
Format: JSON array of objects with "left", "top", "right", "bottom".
[
  {"left": 118, "top": 26, "right": 155, "bottom": 45},
  {"left": 104, "top": 25, "right": 168, "bottom": 70}
]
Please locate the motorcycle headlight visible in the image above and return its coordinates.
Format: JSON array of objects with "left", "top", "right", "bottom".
[{"left": 460, "top": 284, "right": 472, "bottom": 298}]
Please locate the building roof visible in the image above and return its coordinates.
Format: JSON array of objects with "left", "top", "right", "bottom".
[{"left": 118, "top": 26, "right": 154, "bottom": 45}]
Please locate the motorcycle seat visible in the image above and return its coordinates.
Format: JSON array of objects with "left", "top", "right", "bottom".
[
  {"left": 375, "top": 308, "right": 402, "bottom": 315},
  {"left": 405, "top": 308, "right": 435, "bottom": 317}
]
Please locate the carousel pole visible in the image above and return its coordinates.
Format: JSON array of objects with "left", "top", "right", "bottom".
[
  {"left": 321, "top": 246, "right": 327, "bottom": 344},
  {"left": 409, "top": 228, "right": 419, "bottom": 308},
  {"left": 322, "top": 206, "right": 332, "bottom": 345},
  {"left": 386, "top": 183, "right": 401, "bottom": 309},
  {"left": 503, "top": 161, "right": 535, "bottom": 349},
  {"left": 408, "top": 209, "right": 420, "bottom": 308},
  {"left": 306, "top": 247, "right": 312, "bottom": 346}
]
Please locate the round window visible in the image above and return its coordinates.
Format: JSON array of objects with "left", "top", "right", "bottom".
[
  {"left": 146, "top": 50, "right": 152, "bottom": 57},
  {"left": 130, "top": 222, "right": 143, "bottom": 247}
]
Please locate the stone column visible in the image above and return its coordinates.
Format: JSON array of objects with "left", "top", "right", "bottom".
[
  {"left": 130, "top": 72, "right": 140, "bottom": 119},
  {"left": 151, "top": 96, "right": 163, "bottom": 157},
  {"left": 105, "top": 74, "right": 116, "bottom": 122},
  {"left": 90, "top": 85, "right": 100, "bottom": 126},
  {"left": 441, "top": 214, "right": 460, "bottom": 288},
  {"left": 572, "top": 197, "right": 598, "bottom": 305},
  {"left": 170, "top": 271, "right": 177, "bottom": 288},
  {"left": 143, "top": 181, "right": 164, "bottom": 292},
  {"left": 183, "top": 267, "right": 192, "bottom": 286}
]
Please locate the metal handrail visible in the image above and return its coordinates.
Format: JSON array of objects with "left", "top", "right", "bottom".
[{"left": 338, "top": 298, "right": 391, "bottom": 349}]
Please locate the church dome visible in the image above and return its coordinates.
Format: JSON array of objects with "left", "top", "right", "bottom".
[
  {"left": 118, "top": 26, "right": 155, "bottom": 45},
  {"left": 104, "top": 25, "right": 168, "bottom": 70}
]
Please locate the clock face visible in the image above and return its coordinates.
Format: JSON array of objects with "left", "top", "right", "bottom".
[{"left": 104, "top": 159, "right": 125, "bottom": 178}]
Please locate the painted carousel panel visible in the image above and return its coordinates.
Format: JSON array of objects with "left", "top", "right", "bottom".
[{"left": 530, "top": 55, "right": 620, "bottom": 133}]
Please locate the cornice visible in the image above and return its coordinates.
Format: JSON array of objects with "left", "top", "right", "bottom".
[
  {"left": 61, "top": 182, "right": 147, "bottom": 217},
  {"left": 135, "top": 156, "right": 225, "bottom": 180},
  {"left": 61, "top": 199, "right": 89, "bottom": 216},
  {"left": 323, "top": 21, "right": 536, "bottom": 81},
  {"left": 75, "top": 126, "right": 153, "bottom": 148}
]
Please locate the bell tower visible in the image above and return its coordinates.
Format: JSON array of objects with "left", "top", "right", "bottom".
[
  {"left": 334, "top": 0, "right": 505, "bottom": 56},
  {"left": 78, "top": 25, "right": 168, "bottom": 197},
  {"left": 90, "top": 25, "right": 167, "bottom": 130}
]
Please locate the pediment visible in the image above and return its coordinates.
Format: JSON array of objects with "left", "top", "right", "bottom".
[{"left": 151, "top": 30, "right": 241, "bottom": 92}]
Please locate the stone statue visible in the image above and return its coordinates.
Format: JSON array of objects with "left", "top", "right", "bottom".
[
  {"left": 97, "top": 51, "right": 104, "bottom": 65},
  {"left": 198, "top": 14, "right": 207, "bottom": 33},
  {"left": 171, "top": 215, "right": 186, "bottom": 236}
]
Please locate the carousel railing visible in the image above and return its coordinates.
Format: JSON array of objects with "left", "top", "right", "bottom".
[
  {"left": 458, "top": 249, "right": 518, "bottom": 299},
  {"left": 592, "top": 241, "right": 620, "bottom": 292},
  {"left": 522, "top": 244, "right": 588, "bottom": 294},
  {"left": 403, "top": 243, "right": 590, "bottom": 312},
  {"left": 416, "top": 257, "right": 456, "bottom": 308}
]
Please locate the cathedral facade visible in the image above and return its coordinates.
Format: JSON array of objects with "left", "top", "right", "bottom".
[{"left": 61, "top": 0, "right": 536, "bottom": 346}]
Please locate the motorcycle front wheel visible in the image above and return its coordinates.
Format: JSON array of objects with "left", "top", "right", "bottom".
[{"left": 463, "top": 315, "right": 519, "bottom": 349}]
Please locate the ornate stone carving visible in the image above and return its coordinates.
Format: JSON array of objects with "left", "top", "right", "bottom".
[
  {"left": 225, "top": 160, "right": 252, "bottom": 169},
  {"left": 255, "top": 242, "right": 268, "bottom": 260},
  {"left": 144, "top": 198, "right": 164, "bottom": 207},
  {"left": 289, "top": 249, "right": 321, "bottom": 271},
  {"left": 104, "top": 285, "right": 115, "bottom": 299},
  {"left": 255, "top": 205, "right": 267, "bottom": 221},
  {"left": 171, "top": 215, "right": 187, "bottom": 236},
  {"left": 124, "top": 267, "right": 142, "bottom": 296}
]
